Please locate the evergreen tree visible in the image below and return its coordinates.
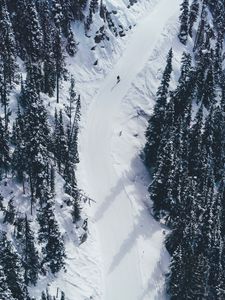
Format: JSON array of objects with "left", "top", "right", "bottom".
[
  {"left": 178, "top": 0, "right": 189, "bottom": 45},
  {"left": 53, "top": 29, "right": 65, "bottom": 103},
  {"left": 0, "top": 264, "right": 16, "bottom": 300},
  {"left": 0, "top": 193, "right": 4, "bottom": 211},
  {"left": 11, "top": 0, "right": 28, "bottom": 59},
  {"left": 202, "top": 64, "right": 215, "bottom": 109},
  {"left": 0, "top": 0, "right": 16, "bottom": 85},
  {"left": 85, "top": 10, "right": 93, "bottom": 33},
  {"left": 90, "top": 0, "right": 99, "bottom": 14},
  {"left": 12, "top": 106, "right": 26, "bottom": 192},
  {"left": 173, "top": 52, "right": 195, "bottom": 117},
  {"left": 37, "top": 188, "right": 65, "bottom": 274},
  {"left": 144, "top": 48, "right": 173, "bottom": 168},
  {"left": 61, "top": 291, "right": 65, "bottom": 300},
  {"left": 66, "top": 25, "right": 77, "bottom": 56},
  {"left": 21, "top": 72, "right": 50, "bottom": 211},
  {"left": 188, "top": 0, "right": 199, "bottom": 37},
  {"left": 39, "top": 2, "right": 56, "bottom": 97},
  {"left": 168, "top": 244, "right": 186, "bottom": 299},
  {"left": 188, "top": 105, "right": 203, "bottom": 177},
  {"left": 26, "top": 0, "right": 43, "bottom": 61},
  {"left": 22, "top": 216, "right": 39, "bottom": 285},
  {"left": 53, "top": 109, "right": 68, "bottom": 172},
  {"left": 3, "top": 198, "right": 15, "bottom": 225},
  {"left": 0, "top": 233, "right": 26, "bottom": 300},
  {"left": 0, "top": 58, "right": 11, "bottom": 131},
  {"left": 190, "top": 253, "right": 209, "bottom": 299},
  {"left": 70, "top": 0, "right": 87, "bottom": 20},
  {"left": 0, "top": 116, "right": 10, "bottom": 178},
  {"left": 65, "top": 75, "right": 78, "bottom": 128},
  {"left": 41, "top": 291, "right": 47, "bottom": 300},
  {"left": 52, "top": 0, "right": 63, "bottom": 29}
]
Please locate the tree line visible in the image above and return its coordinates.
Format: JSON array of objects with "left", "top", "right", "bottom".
[
  {"left": 0, "top": 0, "right": 92, "bottom": 299},
  {"left": 144, "top": 0, "right": 225, "bottom": 299}
]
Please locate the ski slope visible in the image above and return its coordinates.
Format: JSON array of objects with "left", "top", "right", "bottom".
[{"left": 82, "top": 0, "right": 181, "bottom": 299}]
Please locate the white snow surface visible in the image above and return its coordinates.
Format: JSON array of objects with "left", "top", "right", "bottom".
[{"left": 78, "top": 0, "right": 182, "bottom": 299}]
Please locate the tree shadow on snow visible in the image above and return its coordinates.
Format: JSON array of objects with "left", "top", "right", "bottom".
[
  {"left": 107, "top": 205, "right": 161, "bottom": 274},
  {"left": 93, "top": 178, "right": 124, "bottom": 222},
  {"left": 106, "top": 154, "right": 169, "bottom": 298}
]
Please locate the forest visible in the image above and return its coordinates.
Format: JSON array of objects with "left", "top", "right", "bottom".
[{"left": 144, "top": 0, "right": 225, "bottom": 299}]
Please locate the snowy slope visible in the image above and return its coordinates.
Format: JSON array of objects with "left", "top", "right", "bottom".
[
  {"left": 80, "top": 0, "right": 182, "bottom": 299},
  {"left": 0, "top": 0, "right": 191, "bottom": 299}
]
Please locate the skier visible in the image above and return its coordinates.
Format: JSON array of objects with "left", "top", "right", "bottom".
[{"left": 117, "top": 75, "right": 120, "bottom": 83}]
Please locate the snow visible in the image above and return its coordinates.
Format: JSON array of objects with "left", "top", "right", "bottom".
[
  {"left": 79, "top": 0, "right": 182, "bottom": 299},
  {"left": 2, "top": 0, "right": 185, "bottom": 298}
]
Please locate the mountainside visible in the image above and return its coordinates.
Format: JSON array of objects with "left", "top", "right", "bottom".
[{"left": 0, "top": 0, "right": 225, "bottom": 299}]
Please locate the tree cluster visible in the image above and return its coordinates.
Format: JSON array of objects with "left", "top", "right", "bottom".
[{"left": 144, "top": 2, "right": 225, "bottom": 298}]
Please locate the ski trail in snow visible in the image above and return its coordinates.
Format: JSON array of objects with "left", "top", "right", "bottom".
[{"left": 82, "top": 0, "right": 181, "bottom": 299}]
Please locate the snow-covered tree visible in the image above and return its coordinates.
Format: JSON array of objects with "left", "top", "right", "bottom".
[{"left": 178, "top": 0, "right": 189, "bottom": 45}]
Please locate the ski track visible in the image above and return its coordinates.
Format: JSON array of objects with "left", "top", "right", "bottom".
[{"left": 82, "top": 1, "right": 181, "bottom": 299}]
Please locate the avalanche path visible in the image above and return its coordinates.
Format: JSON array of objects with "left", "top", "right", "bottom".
[{"left": 82, "top": 0, "right": 181, "bottom": 299}]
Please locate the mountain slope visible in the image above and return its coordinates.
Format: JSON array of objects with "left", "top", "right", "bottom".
[{"left": 81, "top": 0, "right": 181, "bottom": 299}]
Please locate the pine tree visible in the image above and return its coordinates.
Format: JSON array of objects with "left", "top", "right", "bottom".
[
  {"left": 12, "top": 106, "right": 26, "bottom": 192},
  {"left": 60, "top": 0, "right": 73, "bottom": 36},
  {"left": 26, "top": 0, "right": 43, "bottom": 61},
  {"left": 0, "top": 59, "right": 11, "bottom": 132},
  {"left": 0, "top": 264, "right": 16, "bottom": 300},
  {"left": 149, "top": 134, "right": 175, "bottom": 219},
  {"left": 63, "top": 85, "right": 81, "bottom": 222},
  {"left": 188, "top": 105, "right": 203, "bottom": 177},
  {"left": 90, "top": 0, "right": 99, "bottom": 14},
  {"left": 53, "top": 29, "right": 65, "bottom": 103},
  {"left": 50, "top": 165, "right": 55, "bottom": 195},
  {"left": 202, "top": 64, "right": 215, "bottom": 109},
  {"left": 212, "top": 106, "right": 224, "bottom": 182},
  {"left": 41, "top": 291, "right": 47, "bottom": 300},
  {"left": 11, "top": 0, "right": 28, "bottom": 59},
  {"left": 0, "top": 117, "right": 10, "bottom": 178},
  {"left": 168, "top": 244, "right": 186, "bottom": 299},
  {"left": 0, "top": 193, "right": 4, "bottom": 211},
  {"left": 3, "top": 198, "right": 15, "bottom": 225},
  {"left": 190, "top": 254, "right": 209, "bottom": 299},
  {"left": 37, "top": 188, "right": 65, "bottom": 274},
  {"left": 61, "top": 291, "right": 65, "bottom": 300},
  {"left": 66, "top": 25, "right": 77, "bottom": 56},
  {"left": 70, "top": 0, "right": 87, "bottom": 20},
  {"left": 85, "top": 10, "right": 93, "bottom": 33},
  {"left": 0, "top": 233, "right": 26, "bottom": 300},
  {"left": 173, "top": 52, "right": 195, "bottom": 117},
  {"left": 23, "top": 70, "right": 50, "bottom": 206},
  {"left": 208, "top": 200, "right": 225, "bottom": 298},
  {"left": 65, "top": 75, "right": 78, "bottom": 128},
  {"left": 188, "top": 0, "right": 199, "bottom": 37},
  {"left": 178, "top": 0, "right": 189, "bottom": 45},
  {"left": 193, "top": 4, "right": 207, "bottom": 51},
  {"left": 0, "top": 0, "right": 16, "bottom": 85},
  {"left": 144, "top": 48, "right": 173, "bottom": 168},
  {"left": 39, "top": 2, "right": 56, "bottom": 97},
  {"left": 53, "top": 109, "right": 68, "bottom": 172},
  {"left": 19, "top": 216, "right": 40, "bottom": 286},
  {"left": 52, "top": 0, "right": 63, "bottom": 29}
]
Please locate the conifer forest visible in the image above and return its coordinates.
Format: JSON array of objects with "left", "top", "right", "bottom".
[{"left": 0, "top": 0, "right": 225, "bottom": 299}]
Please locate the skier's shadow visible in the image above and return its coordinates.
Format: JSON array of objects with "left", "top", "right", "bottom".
[{"left": 111, "top": 82, "right": 120, "bottom": 91}]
